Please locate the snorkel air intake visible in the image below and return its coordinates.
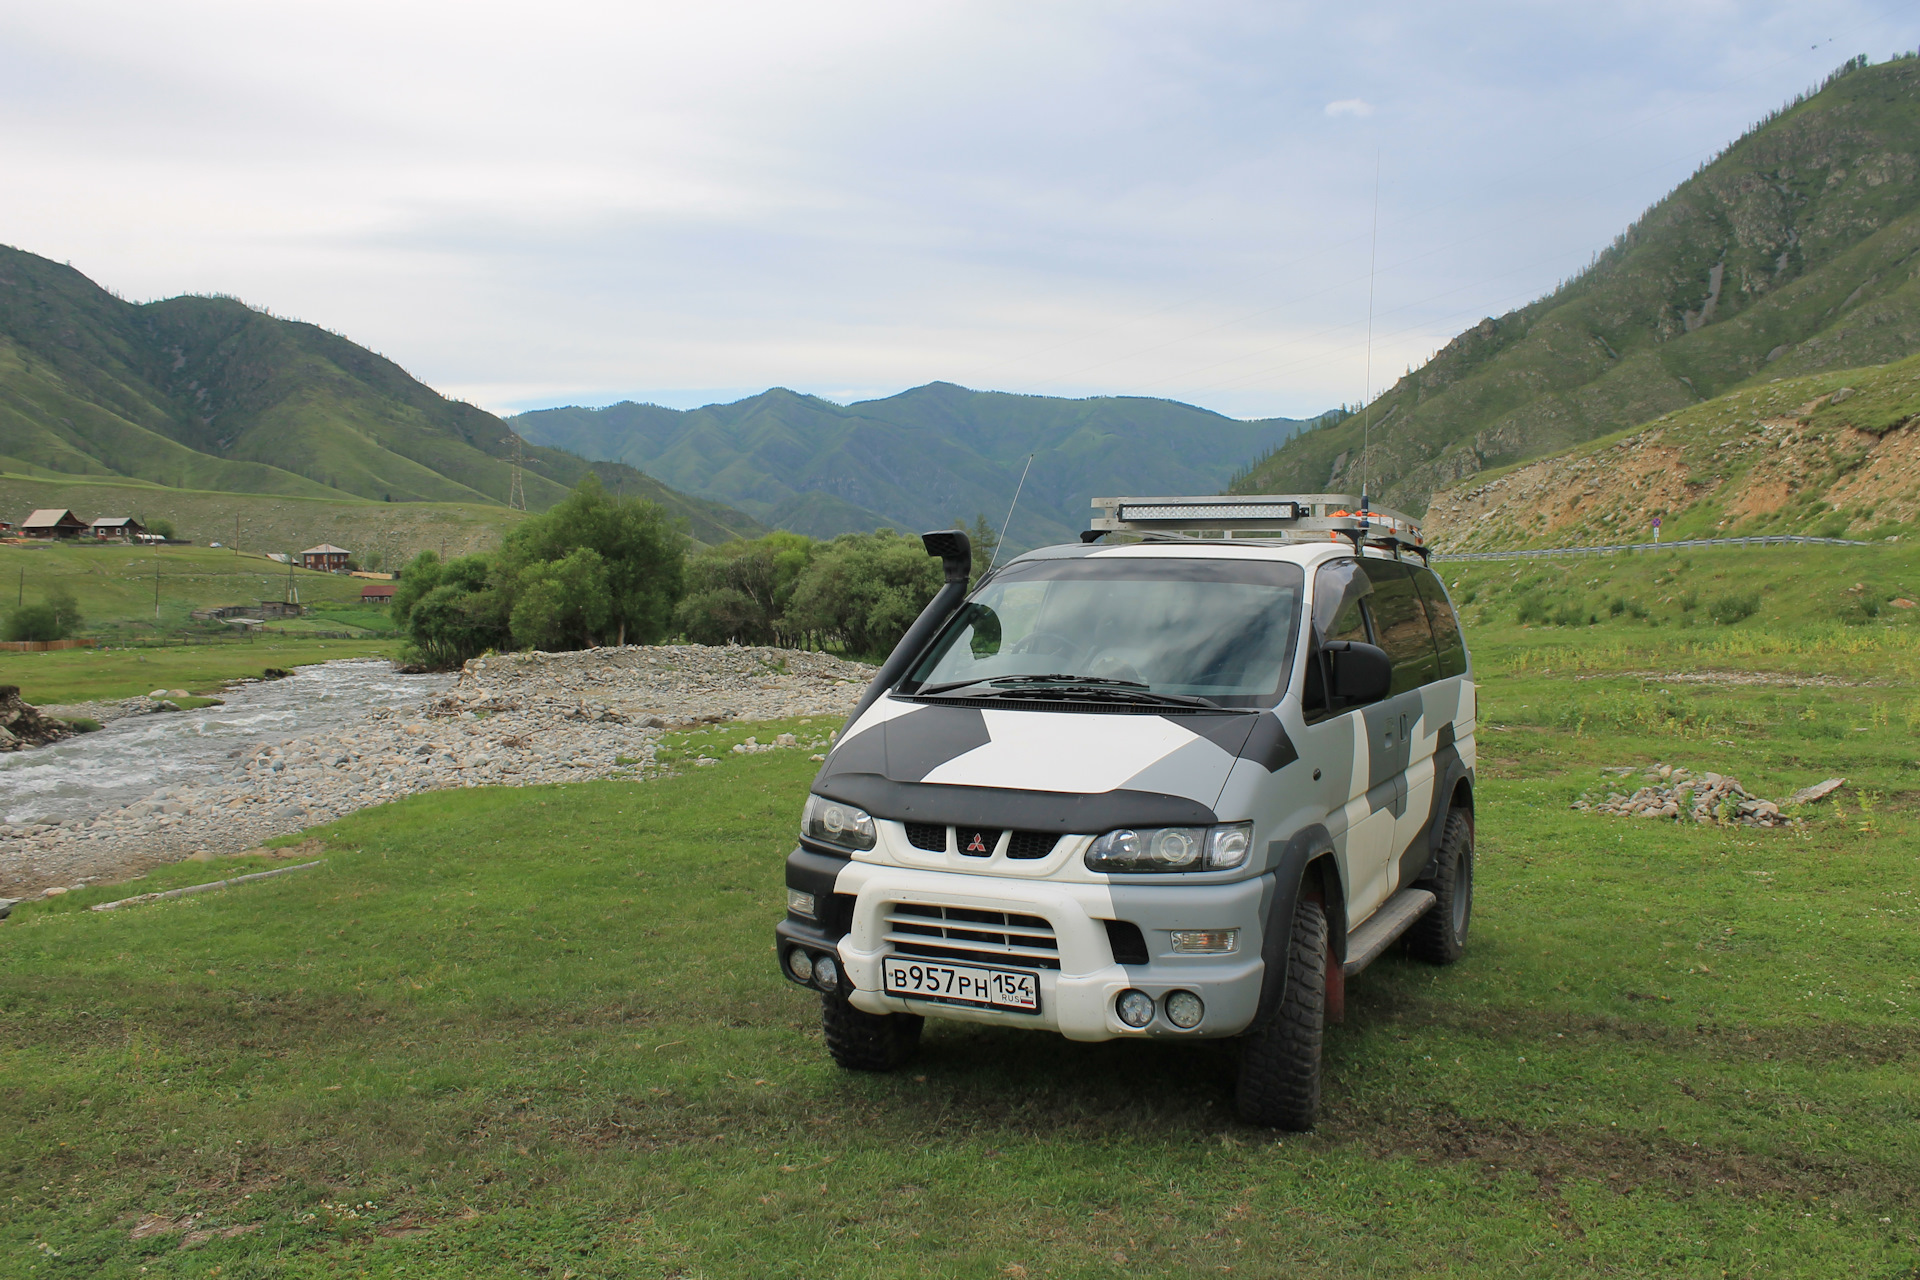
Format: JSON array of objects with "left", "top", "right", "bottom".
[{"left": 835, "top": 529, "right": 972, "bottom": 737}]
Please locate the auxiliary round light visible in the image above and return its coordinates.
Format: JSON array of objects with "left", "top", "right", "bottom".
[
  {"left": 813, "top": 954, "right": 840, "bottom": 989},
  {"left": 787, "top": 949, "right": 814, "bottom": 983},
  {"left": 1116, "top": 989, "right": 1155, "bottom": 1028},
  {"left": 1164, "top": 990, "right": 1205, "bottom": 1029}
]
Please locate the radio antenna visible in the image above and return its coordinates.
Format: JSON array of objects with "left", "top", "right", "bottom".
[
  {"left": 987, "top": 453, "right": 1035, "bottom": 576},
  {"left": 1359, "top": 150, "right": 1380, "bottom": 524}
]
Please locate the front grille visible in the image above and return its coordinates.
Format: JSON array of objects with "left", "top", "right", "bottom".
[
  {"left": 1006, "top": 831, "right": 1058, "bottom": 860},
  {"left": 904, "top": 822, "right": 947, "bottom": 852},
  {"left": 884, "top": 902, "right": 1060, "bottom": 970}
]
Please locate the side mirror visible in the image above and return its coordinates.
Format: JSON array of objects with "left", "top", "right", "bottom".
[{"left": 1323, "top": 640, "right": 1391, "bottom": 704}]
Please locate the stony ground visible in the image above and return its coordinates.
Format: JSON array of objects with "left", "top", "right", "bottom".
[{"left": 0, "top": 645, "right": 871, "bottom": 900}]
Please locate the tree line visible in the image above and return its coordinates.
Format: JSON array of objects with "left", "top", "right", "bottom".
[{"left": 390, "top": 477, "right": 998, "bottom": 669}]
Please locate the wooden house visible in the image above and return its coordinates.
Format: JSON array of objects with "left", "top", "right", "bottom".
[
  {"left": 88, "top": 516, "right": 146, "bottom": 541},
  {"left": 360, "top": 582, "right": 398, "bottom": 604},
  {"left": 300, "top": 543, "right": 351, "bottom": 572},
  {"left": 21, "top": 509, "right": 87, "bottom": 540}
]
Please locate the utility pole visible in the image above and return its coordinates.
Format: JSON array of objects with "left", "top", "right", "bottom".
[
  {"left": 234, "top": 514, "right": 240, "bottom": 553},
  {"left": 154, "top": 565, "right": 160, "bottom": 622},
  {"left": 17, "top": 567, "right": 21, "bottom": 606}
]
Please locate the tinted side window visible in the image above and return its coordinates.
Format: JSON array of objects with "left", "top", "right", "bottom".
[
  {"left": 1411, "top": 567, "right": 1468, "bottom": 679},
  {"left": 1364, "top": 560, "right": 1440, "bottom": 695},
  {"left": 1302, "top": 559, "right": 1372, "bottom": 720}
]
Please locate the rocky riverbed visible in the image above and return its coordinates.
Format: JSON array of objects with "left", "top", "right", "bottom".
[{"left": 0, "top": 645, "right": 871, "bottom": 900}]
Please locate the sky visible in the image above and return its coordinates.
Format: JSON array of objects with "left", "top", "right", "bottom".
[{"left": 3, "top": 1, "right": 1918, "bottom": 422}]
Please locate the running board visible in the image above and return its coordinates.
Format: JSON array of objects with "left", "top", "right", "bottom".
[{"left": 1343, "top": 889, "right": 1436, "bottom": 977}]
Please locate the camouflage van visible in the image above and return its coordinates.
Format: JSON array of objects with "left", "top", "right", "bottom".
[{"left": 775, "top": 496, "right": 1474, "bottom": 1130}]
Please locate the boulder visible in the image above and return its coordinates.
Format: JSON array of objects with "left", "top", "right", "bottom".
[{"left": 0, "top": 686, "right": 75, "bottom": 751}]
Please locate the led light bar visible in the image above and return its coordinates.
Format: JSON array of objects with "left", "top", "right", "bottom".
[{"left": 1118, "top": 501, "right": 1304, "bottom": 522}]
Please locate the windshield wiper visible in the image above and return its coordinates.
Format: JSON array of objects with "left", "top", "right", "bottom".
[
  {"left": 978, "top": 683, "right": 1223, "bottom": 709},
  {"left": 910, "top": 673, "right": 1146, "bottom": 697}
]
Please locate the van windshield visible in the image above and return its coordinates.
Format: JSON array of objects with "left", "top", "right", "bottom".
[{"left": 901, "top": 557, "right": 1304, "bottom": 709}]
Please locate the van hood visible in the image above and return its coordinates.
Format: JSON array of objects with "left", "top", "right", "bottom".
[{"left": 812, "top": 696, "right": 1299, "bottom": 830}]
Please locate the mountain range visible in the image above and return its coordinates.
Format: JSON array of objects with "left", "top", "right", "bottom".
[
  {"left": 0, "top": 246, "right": 763, "bottom": 545},
  {"left": 1234, "top": 54, "right": 1920, "bottom": 518},
  {"left": 512, "top": 388, "right": 1314, "bottom": 548}
]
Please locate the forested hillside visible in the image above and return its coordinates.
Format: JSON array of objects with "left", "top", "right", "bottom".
[
  {"left": 1234, "top": 55, "right": 1920, "bottom": 515},
  {"left": 0, "top": 247, "right": 764, "bottom": 545},
  {"left": 515, "top": 383, "right": 1313, "bottom": 547}
]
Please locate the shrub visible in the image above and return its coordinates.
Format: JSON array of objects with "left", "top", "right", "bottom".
[
  {"left": 1709, "top": 593, "right": 1760, "bottom": 625},
  {"left": 1608, "top": 596, "right": 1627, "bottom": 616}
]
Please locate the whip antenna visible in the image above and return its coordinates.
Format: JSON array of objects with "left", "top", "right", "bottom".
[
  {"left": 987, "top": 453, "right": 1035, "bottom": 576},
  {"left": 1360, "top": 150, "right": 1380, "bottom": 523}
]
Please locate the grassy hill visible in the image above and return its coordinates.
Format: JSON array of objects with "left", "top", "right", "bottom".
[
  {"left": 1424, "top": 352, "right": 1920, "bottom": 550},
  {"left": 1234, "top": 54, "right": 1920, "bottom": 516},
  {"left": 0, "top": 247, "right": 765, "bottom": 547},
  {"left": 514, "top": 383, "right": 1316, "bottom": 547}
]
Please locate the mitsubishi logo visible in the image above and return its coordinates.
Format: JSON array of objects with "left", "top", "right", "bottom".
[{"left": 966, "top": 832, "right": 988, "bottom": 853}]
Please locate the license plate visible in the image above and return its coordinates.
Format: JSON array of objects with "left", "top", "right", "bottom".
[{"left": 881, "top": 956, "right": 1040, "bottom": 1012}]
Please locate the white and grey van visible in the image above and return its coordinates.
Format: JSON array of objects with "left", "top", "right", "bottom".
[{"left": 776, "top": 496, "right": 1475, "bottom": 1129}]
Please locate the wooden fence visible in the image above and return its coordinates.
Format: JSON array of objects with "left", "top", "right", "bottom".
[{"left": 0, "top": 638, "right": 99, "bottom": 653}]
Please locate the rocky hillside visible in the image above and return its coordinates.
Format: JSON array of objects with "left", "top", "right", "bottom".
[
  {"left": 1235, "top": 54, "right": 1920, "bottom": 516},
  {"left": 1424, "top": 353, "right": 1920, "bottom": 550}
]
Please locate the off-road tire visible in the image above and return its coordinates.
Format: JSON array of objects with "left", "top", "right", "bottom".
[
  {"left": 821, "top": 989, "right": 923, "bottom": 1071},
  {"left": 1405, "top": 809, "right": 1473, "bottom": 966},
  {"left": 1235, "top": 894, "right": 1326, "bottom": 1131}
]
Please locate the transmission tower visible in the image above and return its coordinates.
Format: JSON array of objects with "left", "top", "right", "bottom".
[{"left": 502, "top": 432, "right": 527, "bottom": 511}]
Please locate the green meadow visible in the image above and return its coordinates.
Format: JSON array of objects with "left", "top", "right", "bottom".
[{"left": 1, "top": 543, "right": 1916, "bottom": 1276}]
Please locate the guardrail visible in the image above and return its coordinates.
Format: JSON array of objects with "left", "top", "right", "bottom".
[{"left": 1431, "top": 534, "right": 1872, "bottom": 562}]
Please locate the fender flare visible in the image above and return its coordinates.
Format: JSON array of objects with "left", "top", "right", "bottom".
[
  {"left": 1253, "top": 826, "right": 1345, "bottom": 1024},
  {"left": 1405, "top": 747, "right": 1474, "bottom": 888}
]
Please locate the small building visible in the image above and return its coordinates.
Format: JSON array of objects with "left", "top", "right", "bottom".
[
  {"left": 257, "top": 600, "right": 304, "bottom": 620},
  {"left": 300, "top": 543, "right": 351, "bottom": 572},
  {"left": 189, "top": 601, "right": 305, "bottom": 623},
  {"left": 88, "top": 516, "right": 146, "bottom": 541},
  {"left": 21, "top": 509, "right": 87, "bottom": 540},
  {"left": 360, "top": 582, "right": 397, "bottom": 604}
]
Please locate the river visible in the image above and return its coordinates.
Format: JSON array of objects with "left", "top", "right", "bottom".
[{"left": 0, "top": 660, "right": 453, "bottom": 828}]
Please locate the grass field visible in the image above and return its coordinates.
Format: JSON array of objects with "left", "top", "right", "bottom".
[
  {"left": 1, "top": 546, "right": 1916, "bottom": 1276},
  {"left": 0, "top": 541, "right": 393, "bottom": 637},
  {"left": 0, "top": 637, "right": 396, "bottom": 705}
]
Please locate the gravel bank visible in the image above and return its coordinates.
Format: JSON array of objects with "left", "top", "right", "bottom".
[{"left": 0, "top": 645, "right": 870, "bottom": 899}]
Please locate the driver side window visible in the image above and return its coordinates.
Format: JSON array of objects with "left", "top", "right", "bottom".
[{"left": 1302, "top": 559, "right": 1373, "bottom": 723}]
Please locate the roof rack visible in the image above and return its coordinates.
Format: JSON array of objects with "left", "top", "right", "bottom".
[{"left": 1085, "top": 494, "right": 1427, "bottom": 557}]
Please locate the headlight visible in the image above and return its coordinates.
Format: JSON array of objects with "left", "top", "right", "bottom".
[
  {"left": 1085, "top": 821, "right": 1253, "bottom": 873},
  {"left": 802, "top": 794, "right": 876, "bottom": 851}
]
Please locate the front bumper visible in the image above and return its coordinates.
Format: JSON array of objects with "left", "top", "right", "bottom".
[{"left": 778, "top": 854, "right": 1272, "bottom": 1042}]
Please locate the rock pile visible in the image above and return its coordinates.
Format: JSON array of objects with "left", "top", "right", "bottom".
[
  {"left": 1571, "top": 763, "right": 1846, "bottom": 828},
  {"left": 0, "top": 645, "right": 873, "bottom": 898},
  {"left": 0, "top": 686, "right": 76, "bottom": 751}
]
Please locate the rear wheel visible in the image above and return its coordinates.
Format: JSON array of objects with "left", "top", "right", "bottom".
[
  {"left": 1235, "top": 893, "right": 1326, "bottom": 1131},
  {"left": 1405, "top": 808, "right": 1473, "bottom": 965},
  {"left": 821, "top": 988, "right": 923, "bottom": 1071}
]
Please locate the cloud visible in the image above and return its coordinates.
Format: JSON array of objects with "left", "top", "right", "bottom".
[{"left": 2, "top": 1, "right": 1914, "bottom": 422}]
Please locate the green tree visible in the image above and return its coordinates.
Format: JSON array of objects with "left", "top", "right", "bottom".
[
  {"left": 787, "top": 529, "right": 943, "bottom": 658},
  {"left": 501, "top": 475, "right": 686, "bottom": 646},
  {"left": 393, "top": 552, "right": 509, "bottom": 668},
  {"left": 961, "top": 513, "right": 997, "bottom": 582},
  {"left": 147, "top": 518, "right": 176, "bottom": 540},
  {"left": 673, "top": 531, "right": 818, "bottom": 646},
  {"left": 510, "top": 546, "right": 613, "bottom": 651},
  {"left": 45, "top": 587, "right": 82, "bottom": 638},
  {"left": 4, "top": 605, "right": 63, "bottom": 643}
]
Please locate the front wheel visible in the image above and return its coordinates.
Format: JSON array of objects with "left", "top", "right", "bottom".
[
  {"left": 1405, "top": 808, "right": 1473, "bottom": 965},
  {"left": 821, "top": 988, "right": 923, "bottom": 1071},
  {"left": 1235, "top": 893, "right": 1326, "bottom": 1131}
]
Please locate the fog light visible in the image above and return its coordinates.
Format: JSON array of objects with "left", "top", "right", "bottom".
[
  {"left": 1116, "top": 989, "right": 1155, "bottom": 1028},
  {"left": 1171, "top": 928, "right": 1238, "bottom": 955},
  {"left": 814, "top": 954, "right": 840, "bottom": 989},
  {"left": 1164, "top": 990, "right": 1204, "bottom": 1029},
  {"left": 787, "top": 949, "right": 814, "bottom": 983},
  {"left": 787, "top": 888, "right": 816, "bottom": 918}
]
